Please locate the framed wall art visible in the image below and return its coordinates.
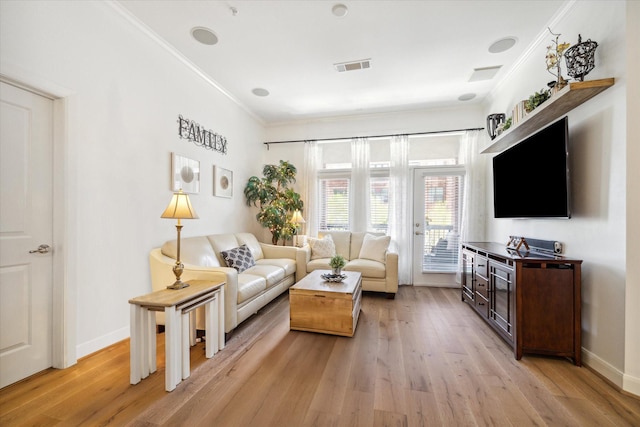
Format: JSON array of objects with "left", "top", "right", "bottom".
[
  {"left": 171, "top": 153, "right": 200, "bottom": 194},
  {"left": 214, "top": 165, "right": 233, "bottom": 198}
]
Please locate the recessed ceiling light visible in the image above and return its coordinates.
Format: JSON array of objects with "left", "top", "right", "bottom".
[
  {"left": 332, "top": 4, "right": 348, "bottom": 17},
  {"left": 252, "top": 88, "right": 270, "bottom": 97},
  {"left": 458, "top": 93, "right": 476, "bottom": 101},
  {"left": 488, "top": 37, "right": 517, "bottom": 53},
  {"left": 191, "top": 27, "right": 218, "bottom": 45}
]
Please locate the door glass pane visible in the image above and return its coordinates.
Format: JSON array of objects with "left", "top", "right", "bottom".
[{"left": 422, "top": 174, "right": 462, "bottom": 272}]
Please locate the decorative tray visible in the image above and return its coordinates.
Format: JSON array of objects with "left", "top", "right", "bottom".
[{"left": 321, "top": 273, "right": 347, "bottom": 282}]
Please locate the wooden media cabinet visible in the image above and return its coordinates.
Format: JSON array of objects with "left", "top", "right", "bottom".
[{"left": 461, "top": 242, "right": 582, "bottom": 365}]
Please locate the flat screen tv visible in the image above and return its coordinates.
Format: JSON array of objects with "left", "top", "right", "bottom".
[{"left": 493, "top": 116, "right": 570, "bottom": 218}]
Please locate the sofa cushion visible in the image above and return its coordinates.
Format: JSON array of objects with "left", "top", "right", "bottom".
[
  {"left": 244, "top": 264, "right": 286, "bottom": 287},
  {"left": 161, "top": 236, "right": 221, "bottom": 267},
  {"left": 221, "top": 244, "right": 256, "bottom": 273},
  {"left": 236, "top": 232, "right": 265, "bottom": 260},
  {"left": 344, "top": 258, "right": 387, "bottom": 279},
  {"left": 256, "top": 258, "right": 296, "bottom": 276},
  {"left": 308, "top": 235, "right": 336, "bottom": 260},
  {"left": 237, "top": 274, "right": 267, "bottom": 304},
  {"left": 207, "top": 233, "right": 240, "bottom": 265},
  {"left": 319, "top": 231, "right": 351, "bottom": 259},
  {"left": 306, "top": 258, "right": 331, "bottom": 272},
  {"left": 358, "top": 234, "right": 391, "bottom": 264}
]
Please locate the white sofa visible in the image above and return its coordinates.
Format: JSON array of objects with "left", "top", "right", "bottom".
[
  {"left": 149, "top": 232, "right": 306, "bottom": 333},
  {"left": 300, "top": 231, "right": 399, "bottom": 298}
]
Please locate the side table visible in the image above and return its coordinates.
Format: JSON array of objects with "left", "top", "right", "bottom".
[{"left": 129, "top": 280, "right": 225, "bottom": 391}]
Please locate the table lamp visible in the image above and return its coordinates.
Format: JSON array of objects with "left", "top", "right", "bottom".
[
  {"left": 291, "top": 209, "right": 306, "bottom": 247},
  {"left": 161, "top": 189, "right": 199, "bottom": 289}
]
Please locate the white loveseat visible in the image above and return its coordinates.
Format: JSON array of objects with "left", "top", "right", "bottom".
[
  {"left": 149, "top": 232, "right": 306, "bottom": 333},
  {"left": 300, "top": 231, "right": 399, "bottom": 298}
]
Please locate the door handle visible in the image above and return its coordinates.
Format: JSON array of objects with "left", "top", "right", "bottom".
[
  {"left": 415, "top": 231, "right": 423, "bottom": 235},
  {"left": 29, "top": 244, "right": 51, "bottom": 254}
]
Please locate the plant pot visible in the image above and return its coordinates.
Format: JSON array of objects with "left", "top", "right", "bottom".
[{"left": 332, "top": 267, "right": 342, "bottom": 276}]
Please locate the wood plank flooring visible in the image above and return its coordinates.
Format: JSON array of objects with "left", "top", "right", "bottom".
[{"left": 1, "top": 286, "right": 639, "bottom": 426}]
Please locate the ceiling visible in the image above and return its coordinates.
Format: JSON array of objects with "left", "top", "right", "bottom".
[{"left": 116, "top": 0, "right": 567, "bottom": 124}]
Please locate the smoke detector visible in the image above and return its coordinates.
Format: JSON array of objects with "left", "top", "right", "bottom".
[{"left": 334, "top": 59, "right": 371, "bottom": 72}]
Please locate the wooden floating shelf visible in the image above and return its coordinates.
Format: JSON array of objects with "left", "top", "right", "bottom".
[{"left": 481, "top": 78, "right": 615, "bottom": 154}]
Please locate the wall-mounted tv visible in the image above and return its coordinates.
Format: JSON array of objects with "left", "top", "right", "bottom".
[{"left": 493, "top": 116, "right": 571, "bottom": 219}]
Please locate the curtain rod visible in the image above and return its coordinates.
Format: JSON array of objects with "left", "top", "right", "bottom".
[{"left": 263, "top": 127, "right": 485, "bottom": 149}]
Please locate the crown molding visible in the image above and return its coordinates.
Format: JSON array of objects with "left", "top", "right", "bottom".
[{"left": 104, "top": 1, "right": 265, "bottom": 125}]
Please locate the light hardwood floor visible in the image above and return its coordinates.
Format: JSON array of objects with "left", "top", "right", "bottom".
[{"left": 1, "top": 286, "right": 639, "bottom": 426}]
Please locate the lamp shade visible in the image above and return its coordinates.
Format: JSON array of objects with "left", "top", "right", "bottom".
[
  {"left": 161, "top": 190, "right": 199, "bottom": 219},
  {"left": 291, "top": 209, "right": 305, "bottom": 224}
]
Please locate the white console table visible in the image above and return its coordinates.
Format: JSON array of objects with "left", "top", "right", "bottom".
[{"left": 129, "top": 280, "right": 225, "bottom": 391}]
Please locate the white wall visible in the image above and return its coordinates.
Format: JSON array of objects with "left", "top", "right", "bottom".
[
  {"left": 484, "top": 0, "right": 632, "bottom": 389},
  {"left": 1, "top": 1, "right": 265, "bottom": 359},
  {"left": 624, "top": 0, "right": 640, "bottom": 397}
]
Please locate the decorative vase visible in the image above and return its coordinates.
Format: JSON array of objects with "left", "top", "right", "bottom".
[
  {"left": 332, "top": 267, "right": 342, "bottom": 276},
  {"left": 486, "top": 113, "right": 506, "bottom": 140}
]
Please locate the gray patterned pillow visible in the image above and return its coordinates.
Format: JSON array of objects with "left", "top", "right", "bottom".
[{"left": 221, "top": 244, "right": 255, "bottom": 273}]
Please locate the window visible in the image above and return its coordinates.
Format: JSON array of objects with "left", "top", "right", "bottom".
[
  {"left": 370, "top": 176, "right": 389, "bottom": 232},
  {"left": 319, "top": 177, "right": 350, "bottom": 230}
]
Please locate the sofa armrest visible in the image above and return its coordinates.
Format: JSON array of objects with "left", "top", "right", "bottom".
[
  {"left": 259, "top": 242, "right": 297, "bottom": 259},
  {"left": 149, "top": 248, "right": 239, "bottom": 332},
  {"left": 385, "top": 248, "right": 399, "bottom": 294},
  {"left": 296, "top": 245, "right": 311, "bottom": 281}
]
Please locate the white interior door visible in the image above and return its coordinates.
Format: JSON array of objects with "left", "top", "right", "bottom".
[
  {"left": 412, "top": 168, "right": 463, "bottom": 287},
  {"left": 0, "top": 81, "right": 54, "bottom": 388}
]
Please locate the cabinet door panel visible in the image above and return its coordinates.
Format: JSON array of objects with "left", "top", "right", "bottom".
[
  {"left": 461, "top": 250, "right": 475, "bottom": 302},
  {"left": 521, "top": 266, "right": 574, "bottom": 352},
  {"left": 490, "top": 261, "right": 514, "bottom": 341}
]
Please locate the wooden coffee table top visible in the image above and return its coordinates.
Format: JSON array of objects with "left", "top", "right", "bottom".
[{"left": 290, "top": 270, "right": 362, "bottom": 299}]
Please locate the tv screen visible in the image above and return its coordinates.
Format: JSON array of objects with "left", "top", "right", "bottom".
[{"left": 493, "top": 116, "right": 570, "bottom": 218}]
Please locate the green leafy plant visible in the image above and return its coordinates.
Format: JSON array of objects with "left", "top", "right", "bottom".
[
  {"left": 525, "top": 89, "right": 551, "bottom": 113},
  {"left": 329, "top": 254, "right": 346, "bottom": 269},
  {"left": 244, "top": 160, "right": 303, "bottom": 245},
  {"left": 502, "top": 116, "right": 513, "bottom": 131}
]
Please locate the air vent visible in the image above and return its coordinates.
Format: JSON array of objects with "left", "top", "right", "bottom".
[
  {"left": 334, "top": 59, "right": 371, "bottom": 72},
  {"left": 468, "top": 66, "right": 502, "bottom": 82}
]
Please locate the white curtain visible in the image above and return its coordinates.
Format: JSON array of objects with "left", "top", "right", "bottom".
[
  {"left": 457, "top": 130, "right": 487, "bottom": 281},
  {"left": 303, "top": 141, "right": 320, "bottom": 237},
  {"left": 389, "top": 134, "right": 411, "bottom": 285},
  {"left": 350, "top": 137, "right": 370, "bottom": 232}
]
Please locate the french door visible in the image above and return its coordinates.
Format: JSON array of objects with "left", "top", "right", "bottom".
[{"left": 412, "top": 168, "right": 464, "bottom": 286}]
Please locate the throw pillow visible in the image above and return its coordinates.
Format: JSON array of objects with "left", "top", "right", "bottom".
[
  {"left": 221, "top": 244, "right": 255, "bottom": 273},
  {"left": 308, "top": 234, "right": 336, "bottom": 260},
  {"left": 358, "top": 234, "right": 391, "bottom": 264}
]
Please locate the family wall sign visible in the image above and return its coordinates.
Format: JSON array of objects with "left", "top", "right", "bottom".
[{"left": 177, "top": 114, "right": 227, "bottom": 154}]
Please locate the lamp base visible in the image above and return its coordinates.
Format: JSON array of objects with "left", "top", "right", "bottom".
[{"left": 167, "top": 279, "right": 189, "bottom": 290}]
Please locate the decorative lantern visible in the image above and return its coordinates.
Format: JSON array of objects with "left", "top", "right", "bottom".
[
  {"left": 564, "top": 34, "right": 598, "bottom": 81},
  {"left": 486, "top": 113, "right": 505, "bottom": 140}
]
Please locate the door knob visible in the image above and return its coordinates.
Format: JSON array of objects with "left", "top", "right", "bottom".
[
  {"left": 29, "top": 244, "right": 51, "bottom": 254},
  {"left": 415, "top": 231, "right": 424, "bottom": 235}
]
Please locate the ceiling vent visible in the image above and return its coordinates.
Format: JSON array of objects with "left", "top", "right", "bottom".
[
  {"left": 468, "top": 66, "right": 502, "bottom": 82},
  {"left": 334, "top": 59, "right": 371, "bottom": 72}
]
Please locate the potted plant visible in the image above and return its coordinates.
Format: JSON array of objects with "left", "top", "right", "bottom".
[
  {"left": 244, "top": 160, "right": 303, "bottom": 245},
  {"left": 329, "top": 254, "right": 346, "bottom": 276}
]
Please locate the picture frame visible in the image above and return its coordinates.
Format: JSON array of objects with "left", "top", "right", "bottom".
[
  {"left": 171, "top": 153, "right": 200, "bottom": 194},
  {"left": 214, "top": 165, "right": 233, "bottom": 198}
]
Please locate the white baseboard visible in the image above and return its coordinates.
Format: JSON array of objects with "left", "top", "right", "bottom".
[
  {"left": 623, "top": 372, "right": 640, "bottom": 397},
  {"left": 76, "top": 326, "right": 129, "bottom": 359},
  {"left": 582, "top": 347, "right": 624, "bottom": 389}
]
